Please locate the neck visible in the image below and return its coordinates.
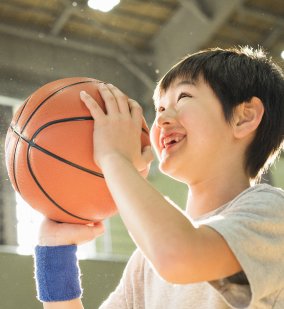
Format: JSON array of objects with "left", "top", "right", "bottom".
[{"left": 186, "top": 169, "right": 251, "bottom": 220}]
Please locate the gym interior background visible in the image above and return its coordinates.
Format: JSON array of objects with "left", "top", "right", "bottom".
[{"left": 0, "top": 0, "right": 283, "bottom": 308}]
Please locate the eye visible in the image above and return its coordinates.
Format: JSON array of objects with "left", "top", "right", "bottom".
[{"left": 177, "top": 92, "right": 193, "bottom": 102}]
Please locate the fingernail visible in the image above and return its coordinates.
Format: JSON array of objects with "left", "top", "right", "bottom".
[{"left": 80, "top": 90, "right": 86, "bottom": 97}]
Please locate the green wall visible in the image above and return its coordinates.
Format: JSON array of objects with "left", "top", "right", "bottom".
[
  {"left": 0, "top": 250, "right": 126, "bottom": 309},
  {"left": 271, "top": 155, "right": 284, "bottom": 189}
]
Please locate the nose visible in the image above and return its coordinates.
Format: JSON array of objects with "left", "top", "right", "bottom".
[{"left": 155, "top": 108, "right": 177, "bottom": 128}]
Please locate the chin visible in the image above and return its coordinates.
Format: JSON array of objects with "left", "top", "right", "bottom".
[{"left": 159, "top": 161, "right": 185, "bottom": 182}]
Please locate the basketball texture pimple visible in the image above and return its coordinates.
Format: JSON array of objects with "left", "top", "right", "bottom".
[{"left": 5, "top": 77, "right": 150, "bottom": 224}]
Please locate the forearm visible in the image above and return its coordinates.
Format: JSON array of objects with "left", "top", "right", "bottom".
[
  {"left": 43, "top": 299, "right": 84, "bottom": 309},
  {"left": 101, "top": 154, "right": 197, "bottom": 268}
]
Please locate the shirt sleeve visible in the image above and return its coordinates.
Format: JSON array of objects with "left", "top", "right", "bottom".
[
  {"left": 99, "top": 249, "right": 145, "bottom": 309},
  {"left": 99, "top": 276, "right": 128, "bottom": 309},
  {"left": 202, "top": 187, "right": 284, "bottom": 307}
]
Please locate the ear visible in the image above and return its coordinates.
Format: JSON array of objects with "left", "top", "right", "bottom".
[{"left": 232, "top": 97, "right": 264, "bottom": 139}]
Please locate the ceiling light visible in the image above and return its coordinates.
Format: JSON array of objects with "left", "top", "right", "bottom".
[
  {"left": 87, "top": 0, "right": 120, "bottom": 12},
  {"left": 281, "top": 50, "right": 284, "bottom": 60}
]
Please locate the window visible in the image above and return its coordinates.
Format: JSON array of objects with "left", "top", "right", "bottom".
[{"left": 15, "top": 193, "right": 135, "bottom": 259}]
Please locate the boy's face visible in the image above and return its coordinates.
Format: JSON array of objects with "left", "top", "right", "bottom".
[{"left": 150, "top": 77, "right": 235, "bottom": 183}]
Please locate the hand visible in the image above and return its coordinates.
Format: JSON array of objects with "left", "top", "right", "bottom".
[
  {"left": 38, "top": 218, "right": 105, "bottom": 246},
  {"left": 80, "top": 83, "right": 153, "bottom": 175}
]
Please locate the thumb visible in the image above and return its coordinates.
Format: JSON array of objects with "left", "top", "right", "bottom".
[
  {"left": 139, "top": 145, "right": 154, "bottom": 178},
  {"left": 80, "top": 221, "right": 105, "bottom": 243},
  {"left": 141, "top": 145, "right": 154, "bottom": 164},
  {"left": 65, "top": 221, "right": 105, "bottom": 246}
]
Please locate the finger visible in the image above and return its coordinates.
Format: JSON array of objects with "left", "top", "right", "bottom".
[
  {"left": 62, "top": 221, "right": 105, "bottom": 245},
  {"left": 80, "top": 90, "right": 105, "bottom": 120},
  {"left": 142, "top": 145, "right": 154, "bottom": 165},
  {"left": 139, "top": 146, "right": 154, "bottom": 178},
  {"left": 140, "top": 167, "right": 150, "bottom": 178},
  {"left": 97, "top": 83, "right": 120, "bottom": 114},
  {"left": 93, "top": 221, "right": 105, "bottom": 235},
  {"left": 128, "top": 99, "right": 143, "bottom": 128},
  {"left": 106, "top": 84, "right": 130, "bottom": 114},
  {"left": 79, "top": 221, "right": 105, "bottom": 243},
  {"left": 137, "top": 146, "right": 154, "bottom": 178}
]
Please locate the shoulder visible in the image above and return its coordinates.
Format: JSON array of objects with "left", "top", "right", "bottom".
[
  {"left": 237, "top": 183, "right": 284, "bottom": 202},
  {"left": 203, "top": 185, "right": 284, "bottom": 304},
  {"left": 201, "top": 184, "right": 284, "bottom": 232},
  {"left": 227, "top": 184, "right": 284, "bottom": 218},
  {"left": 216, "top": 184, "right": 284, "bottom": 218},
  {"left": 123, "top": 249, "right": 147, "bottom": 277}
]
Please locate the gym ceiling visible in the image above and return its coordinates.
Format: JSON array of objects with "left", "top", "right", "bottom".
[{"left": 0, "top": 0, "right": 283, "bottom": 117}]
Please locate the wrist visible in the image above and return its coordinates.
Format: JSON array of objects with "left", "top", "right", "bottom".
[
  {"left": 98, "top": 152, "right": 131, "bottom": 170},
  {"left": 38, "top": 219, "right": 77, "bottom": 246},
  {"left": 38, "top": 235, "right": 73, "bottom": 246},
  {"left": 34, "top": 245, "right": 82, "bottom": 302}
]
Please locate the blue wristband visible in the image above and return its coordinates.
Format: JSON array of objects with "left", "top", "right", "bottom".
[{"left": 34, "top": 245, "right": 82, "bottom": 302}]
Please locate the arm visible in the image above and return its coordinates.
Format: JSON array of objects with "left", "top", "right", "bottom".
[
  {"left": 99, "top": 154, "right": 241, "bottom": 283},
  {"left": 81, "top": 84, "right": 241, "bottom": 284},
  {"left": 35, "top": 219, "right": 104, "bottom": 308},
  {"left": 43, "top": 299, "right": 84, "bottom": 309}
]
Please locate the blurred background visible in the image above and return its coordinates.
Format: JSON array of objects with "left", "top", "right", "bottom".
[{"left": 0, "top": 0, "right": 283, "bottom": 308}]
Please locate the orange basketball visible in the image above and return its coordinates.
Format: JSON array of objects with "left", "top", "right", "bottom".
[{"left": 5, "top": 77, "right": 150, "bottom": 224}]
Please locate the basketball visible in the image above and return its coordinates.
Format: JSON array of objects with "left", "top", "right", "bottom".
[{"left": 5, "top": 77, "right": 150, "bottom": 224}]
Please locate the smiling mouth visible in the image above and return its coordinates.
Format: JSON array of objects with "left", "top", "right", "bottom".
[{"left": 161, "top": 135, "right": 185, "bottom": 149}]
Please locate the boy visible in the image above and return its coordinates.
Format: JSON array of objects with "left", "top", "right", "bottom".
[{"left": 34, "top": 46, "right": 284, "bottom": 308}]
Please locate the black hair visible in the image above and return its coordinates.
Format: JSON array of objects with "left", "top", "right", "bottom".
[{"left": 154, "top": 46, "right": 284, "bottom": 182}]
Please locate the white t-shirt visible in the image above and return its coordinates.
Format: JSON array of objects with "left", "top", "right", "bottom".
[{"left": 100, "top": 184, "right": 284, "bottom": 308}]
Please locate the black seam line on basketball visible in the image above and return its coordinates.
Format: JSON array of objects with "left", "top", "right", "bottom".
[
  {"left": 30, "top": 116, "right": 104, "bottom": 178},
  {"left": 11, "top": 114, "right": 148, "bottom": 179},
  {"left": 26, "top": 146, "right": 92, "bottom": 222},
  {"left": 14, "top": 96, "right": 30, "bottom": 126},
  {"left": 12, "top": 135, "right": 21, "bottom": 194},
  {"left": 31, "top": 116, "right": 93, "bottom": 140},
  {"left": 10, "top": 122, "right": 104, "bottom": 179},
  {"left": 29, "top": 116, "right": 149, "bottom": 138},
  {"left": 20, "top": 80, "right": 96, "bottom": 134}
]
